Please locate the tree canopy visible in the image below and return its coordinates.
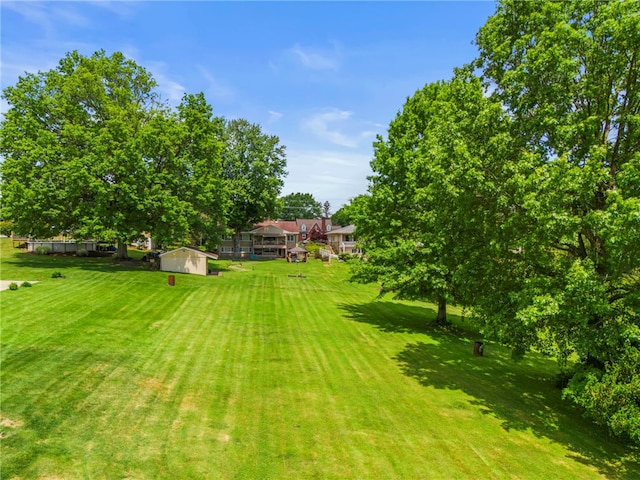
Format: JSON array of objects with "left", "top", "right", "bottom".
[
  {"left": 354, "top": 0, "right": 640, "bottom": 444},
  {"left": 474, "top": 0, "right": 640, "bottom": 444},
  {"left": 331, "top": 195, "right": 367, "bottom": 227},
  {"left": 220, "top": 118, "right": 287, "bottom": 257},
  {"left": 0, "top": 50, "right": 160, "bottom": 258},
  {"left": 352, "top": 73, "right": 513, "bottom": 324},
  {"left": 277, "top": 192, "right": 322, "bottom": 220},
  {"left": 1, "top": 50, "right": 287, "bottom": 259}
]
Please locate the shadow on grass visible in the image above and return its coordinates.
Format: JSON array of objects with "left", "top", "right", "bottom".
[
  {"left": 1, "top": 248, "right": 148, "bottom": 273},
  {"left": 1, "top": 249, "right": 233, "bottom": 275},
  {"left": 340, "top": 301, "right": 640, "bottom": 479}
]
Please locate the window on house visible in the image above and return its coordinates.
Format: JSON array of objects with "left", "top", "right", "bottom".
[
  {"left": 241, "top": 234, "right": 251, "bottom": 241},
  {"left": 326, "top": 225, "right": 331, "bottom": 231},
  {"left": 300, "top": 224, "right": 307, "bottom": 231},
  {"left": 240, "top": 247, "right": 252, "bottom": 253},
  {"left": 221, "top": 246, "right": 233, "bottom": 253},
  {"left": 287, "top": 235, "right": 296, "bottom": 242},
  {"left": 302, "top": 233, "right": 307, "bottom": 239}
]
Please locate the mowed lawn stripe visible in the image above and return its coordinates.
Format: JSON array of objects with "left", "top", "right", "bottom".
[{"left": 1, "top": 243, "right": 637, "bottom": 479}]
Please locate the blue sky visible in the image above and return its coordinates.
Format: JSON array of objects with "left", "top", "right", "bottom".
[{"left": 1, "top": 1, "right": 497, "bottom": 213}]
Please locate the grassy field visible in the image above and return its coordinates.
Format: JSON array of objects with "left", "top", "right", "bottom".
[{"left": 1, "top": 238, "right": 638, "bottom": 479}]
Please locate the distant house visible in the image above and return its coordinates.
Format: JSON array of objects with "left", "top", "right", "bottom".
[
  {"left": 296, "top": 218, "right": 332, "bottom": 242},
  {"left": 256, "top": 218, "right": 333, "bottom": 243},
  {"left": 251, "top": 224, "right": 298, "bottom": 259},
  {"left": 159, "top": 247, "right": 218, "bottom": 276},
  {"left": 326, "top": 224, "right": 360, "bottom": 255},
  {"left": 218, "top": 224, "right": 298, "bottom": 259},
  {"left": 217, "top": 218, "right": 334, "bottom": 259}
]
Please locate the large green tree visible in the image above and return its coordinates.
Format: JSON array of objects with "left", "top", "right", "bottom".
[
  {"left": 278, "top": 192, "right": 322, "bottom": 220},
  {"left": 220, "top": 118, "right": 287, "bottom": 257},
  {"left": 472, "top": 0, "right": 640, "bottom": 443},
  {"left": 140, "top": 93, "right": 226, "bottom": 250},
  {"left": 353, "top": 73, "right": 513, "bottom": 324},
  {"left": 0, "top": 50, "right": 160, "bottom": 259},
  {"left": 0, "top": 51, "right": 231, "bottom": 259},
  {"left": 331, "top": 195, "right": 367, "bottom": 227}
]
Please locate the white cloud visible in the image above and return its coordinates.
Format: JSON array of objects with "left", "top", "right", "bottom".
[
  {"left": 303, "top": 108, "right": 377, "bottom": 148},
  {"left": 268, "top": 110, "right": 283, "bottom": 123},
  {"left": 283, "top": 148, "right": 373, "bottom": 208},
  {"left": 3, "top": 2, "right": 91, "bottom": 37},
  {"left": 290, "top": 45, "right": 340, "bottom": 70},
  {"left": 86, "top": 1, "right": 137, "bottom": 19},
  {"left": 158, "top": 77, "right": 187, "bottom": 104},
  {"left": 197, "top": 66, "right": 235, "bottom": 103},
  {"left": 143, "top": 62, "right": 186, "bottom": 104}
]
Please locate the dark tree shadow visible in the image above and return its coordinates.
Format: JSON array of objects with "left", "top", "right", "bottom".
[
  {"left": 1, "top": 249, "right": 233, "bottom": 274},
  {"left": 339, "top": 301, "right": 640, "bottom": 479}
]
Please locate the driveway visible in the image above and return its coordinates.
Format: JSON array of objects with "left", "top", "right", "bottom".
[{"left": 0, "top": 280, "right": 38, "bottom": 291}]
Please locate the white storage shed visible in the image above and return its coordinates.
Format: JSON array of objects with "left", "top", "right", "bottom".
[{"left": 159, "top": 247, "right": 218, "bottom": 276}]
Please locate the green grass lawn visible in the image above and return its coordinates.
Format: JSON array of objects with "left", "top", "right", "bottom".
[{"left": 1, "top": 238, "right": 638, "bottom": 479}]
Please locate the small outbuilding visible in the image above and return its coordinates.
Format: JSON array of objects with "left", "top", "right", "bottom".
[
  {"left": 159, "top": 247, "right": 218, "bottom": 276},
  {"left": 287, "top": 246, "right": 309, "bottom": 263}
]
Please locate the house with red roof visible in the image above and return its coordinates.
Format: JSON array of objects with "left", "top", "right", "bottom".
[{"left": 217, "top": 218, "right": 335, "bottom": 259}]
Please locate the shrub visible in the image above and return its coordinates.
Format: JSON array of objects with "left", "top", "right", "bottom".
[
  {"left": 35, "top": 245, "right": 52, "bottom": 255},
  {"left": 77, "top": 248, "right": 88, "bottom": 257},
  {"left": 51, "top": 271, "right": 63, "bottom": 278},
  {"left": 338, "top": 252, "right": 356, "bottom": 262},
  {"left": 304, "top": 242, "right": 321, "bottom": 255},
  {"left": 0, "top": 220, "right": 14, "bottom": 237},
  {"left": 21, "top": 281, "right": 32, "bottom": 287},
  {"left": 8, "top": 282, "right": 18, "bottom": 291}
]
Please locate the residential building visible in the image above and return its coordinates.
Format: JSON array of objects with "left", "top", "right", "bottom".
[
  {"left": 326, "top": 224, "right": 360, "bottom": 255},
  {"left": 218, "top": 224, "right": 298, "bottom": 259}
]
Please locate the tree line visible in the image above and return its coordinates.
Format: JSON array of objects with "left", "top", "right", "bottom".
[
  {"left": 353, "top": 0, "right": 640, "bottom": 445},
  {"left": 0, "top": 50, "right": 287, "bottom": 259}
]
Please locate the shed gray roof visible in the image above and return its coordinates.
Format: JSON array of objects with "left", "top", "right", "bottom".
[
  {"left": 328, "top": 224, "right": 355, "bottom": 235},
  {"left": 159, "top": 246, "right": 218, "bottom": 259}
]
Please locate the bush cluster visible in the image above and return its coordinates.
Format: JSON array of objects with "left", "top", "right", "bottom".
[{"left": 35, "top": 245, "right": 52, "bottom": 255}]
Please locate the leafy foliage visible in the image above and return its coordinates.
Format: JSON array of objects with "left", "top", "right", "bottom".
[
  {"left": 332, "top": 195, "right": 367, "bottom": 227},
  {"left": 353, "top": 73, "right": 513, "bottom": 324},
  {"left": 34, "top": 245, "right": 51, "bottom": 255},
  {"left": 472, "top": 0, "right": 640, "bottom": 443},
  {"left": 0, "top": 50, "right": 161, "bottom": 258},
  {"left": 220, "top": 118, "right": 287, "bottom": 257},
  {"left": 0, "top": 220, "right": 14, "bottom": 237},
  {"left": 355, "top": 0, "right": 640, "bottom": 443},
  {"left": 278, "top": 192, "right": 322, "bottom": 220},
  {"left": 0, "top": 51, "right": 286, "bottom": 260}
]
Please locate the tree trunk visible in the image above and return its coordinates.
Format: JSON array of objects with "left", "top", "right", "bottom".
[
  {"left": 115, "top": 238, "right": 130, "bottom": 260},
  {"left": 233, "top": 231, "right": 241, "bottom": 260},
  {"left": 435, "top": 297, "right": 448, "bottom": 325}
]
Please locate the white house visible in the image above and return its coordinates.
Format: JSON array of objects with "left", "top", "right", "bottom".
[
  {"left": 326, "top": 225, "right": 360, "bottom": 255},
  {"left": 159, "top": 247, "right": 218, "bottom": 276}
]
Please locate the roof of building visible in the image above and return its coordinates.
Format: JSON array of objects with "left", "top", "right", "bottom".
[
  {"left": 296, "top": 219, "right": 321, "bottom": 231},
  {"left": 255, "top": 220, "right": 299, "bottom": 232},
  {"left": 250, "top": 224, "right": 297, "bottom": 235},
  {"left": 327, "top": 224, "right": 355, "bottom": 235},
  {"left": 159, "top": 246, "right": 218, "bottom": 259}
]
